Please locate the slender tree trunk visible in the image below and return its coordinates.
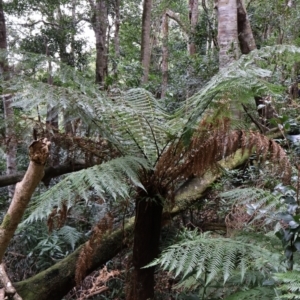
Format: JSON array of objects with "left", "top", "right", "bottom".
[
  {"left": 45, "top": 47, "right": 60, "bottom": 167},
  {"left": 0, "top": 0, "right": 17, "bottom": 201},
  {"left": 161, "top": 12, "right": 168, "bottom": 99},
  {"left": 126, "top": 188, "right": 163, "bottom": 300},
  {"left": 141, "top": 0, "right": 152, "bottom": 84},
  {"left": 188, "top": 0, "right": 199, "bottom": 55},
  {"left": 89, "top": 0, "right": 108, "bottom": 87},
  {"left": 0, "top": 139, "right": 50, "bottom": 299},
  {"left": 113, "top": 0, "right": 120, "bottom": 78},
  {"left": 216, "top": 0, "right": 240, "bottom": 69},
  {"left": 237, "top": 0, "right": 256, "bottom": 54}
]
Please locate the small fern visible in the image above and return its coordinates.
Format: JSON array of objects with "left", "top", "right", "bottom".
[{"left": 57, "top": 225, "right": 83, "bottom": 250}]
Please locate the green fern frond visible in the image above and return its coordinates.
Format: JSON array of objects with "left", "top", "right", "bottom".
[
  {"left": 22, "top": 156, "right": 151, "bottom": 224},
  {"left": 12, "top": 81, "right": 170, "bottom": 161},
  {"left": 274, "top": 271, "right": 300, "bottom": 298},
  {"left": 220, "top": 188, "right": 284, "bottom": 222},
  {"left": 57, "top": 225, "right": 83, "bottom": 250},
  {"left": 224, "top": 286, "right": 276, "bottom": 300},
  {"left": 147, "top": 230, "right": 284, "bottom": 288}
]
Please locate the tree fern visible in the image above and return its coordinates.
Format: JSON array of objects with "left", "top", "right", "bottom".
[{"left": 22, "top": 156, "right": 151, "bottom": 224}]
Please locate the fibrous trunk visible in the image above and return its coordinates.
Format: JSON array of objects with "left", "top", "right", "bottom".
[{"left": 126, "top": 191, "right": 163, "bottom": 300}]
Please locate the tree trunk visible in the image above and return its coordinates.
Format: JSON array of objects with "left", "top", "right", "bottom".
[
  {"left": 216, "top": 0, "right": 240, "bottom": 69},
  {"left": 0, "top": 0, "right": 17, "bottom": 201},
  {"left": 126, "top": 191, "right": 163, "bottom": 300},
  {"left": 0, "top": 139, "right": 50, "bottom": 262},
  {"left": 45, "top": 53, "right": 60, "bottom": 167},
  {"left": 188, "top": 0, "right": 199, "bottom": 55},
  {"left": 141, "top": 0, "right": 152, "bottom": 84},
  {"left": 113, "top": 0, "right": 120, "bottom": 78},
  {"left": 161, "top": 12, "right": 168, "bottom": 99},
  {"left": 90, "top": 0, "right": 108, "bottom": 87},
  {"left": 237, "top": 0, "right": 256, "bottom": 54}
]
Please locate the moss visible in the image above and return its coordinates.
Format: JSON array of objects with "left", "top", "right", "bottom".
[{"left": 1, "top": 214, "right": 11, "bottom": 229}]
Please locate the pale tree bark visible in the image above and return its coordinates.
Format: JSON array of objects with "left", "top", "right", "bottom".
[
  {"left": 0, "top": 138, "right": 50, "bottom": 299},
  {"left": 0, "top": 0, "right": 17, "bottom": 201},
  {"left": 237, "top": 0, "right": 256, "bottom": 54},
  {"left": 45, "top": 45, "right": 60, "bottom": 167},
  {"left": 141, "top": 0, "right": 152, "bottom": 84},
  {"left": 113, "top": 0, "right": 120, "bottom": 78},
  {"left": 161, "top": 12, "right": 168, "bottom": 98},
  {"left": 202, "top": 0, "right": 218, "bottom": 50},
  {"left": 188, "top": 0, "right": 199, "bottom": 55},
  {"left": 216, "top": 0, "right": 240, "bottom": 69},
  {"left": 88, "top": 0, "right": 108, "bottom": 87},
  {"left": 166, "top": 9, "right": 188, "bottom": 35}
]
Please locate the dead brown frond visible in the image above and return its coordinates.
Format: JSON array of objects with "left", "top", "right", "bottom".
[
  {"left": 155, "top": 118, "right": 291, "bottom": 198},
  {"left": 225, "top": 205, "right": 252, "bottom": 235},
  {"left": 47, "top": 203, "right": 69, "bottom": 233},
  {"left": 67, "top": 266, "right": 120, "bottom": 300},
  {"left": 75, "top": 213, "right": 114, "bottom": 285}
]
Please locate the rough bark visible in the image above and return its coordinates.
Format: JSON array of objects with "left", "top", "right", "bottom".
[
  {"left": 126, "top": 193, "right": 163, "bottom": 300},
  {"left": 188, "top": 0, "right": 199, "bottom": 55},
  {"left": 216, "top": 0, "right": 240, "bottom": 69},
  {"left": 141, "top": 0, "right": 152, "bottom": 84},
  {"left": 0, "top": 0, "right": 17, "bottom": 201},
  {"left": 14, "top": 147, "right": 252, "bottom": 300},
  {"left": 161, "top": 12, "right": 168, "bottom": 99},
  {"left": 237, "top": 0, "right": 256, "bottom": 54},
  {"left": 0, "top": 139, "right": 50, "bottom": 262},
  {"left": 114, "top": 0, "right": 120, "bottom": 56},
  {"left": 89, "top": 0, "right": 108, "bottom": 87}
]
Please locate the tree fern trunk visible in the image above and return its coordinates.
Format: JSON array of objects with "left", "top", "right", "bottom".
[{"left": 127, "top": 193, "right": 163, "bottom": 300}]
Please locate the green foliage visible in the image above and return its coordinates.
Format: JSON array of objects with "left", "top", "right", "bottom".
[
  {"left": 22, "top": 156, "right": 151, "bottom": 224},
  {"left": 224, "top": 286, "right": 276, "bottom": 300},
  {"left": 147, "top": 230, "right": 284, "bottom": 288},
  {"left": 274, "top": 271, "right": 300, "bottom": 299}
]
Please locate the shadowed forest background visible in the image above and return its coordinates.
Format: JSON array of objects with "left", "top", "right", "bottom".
[{"left": 1, "top": 0, "right": 300, "bottom": 299}]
